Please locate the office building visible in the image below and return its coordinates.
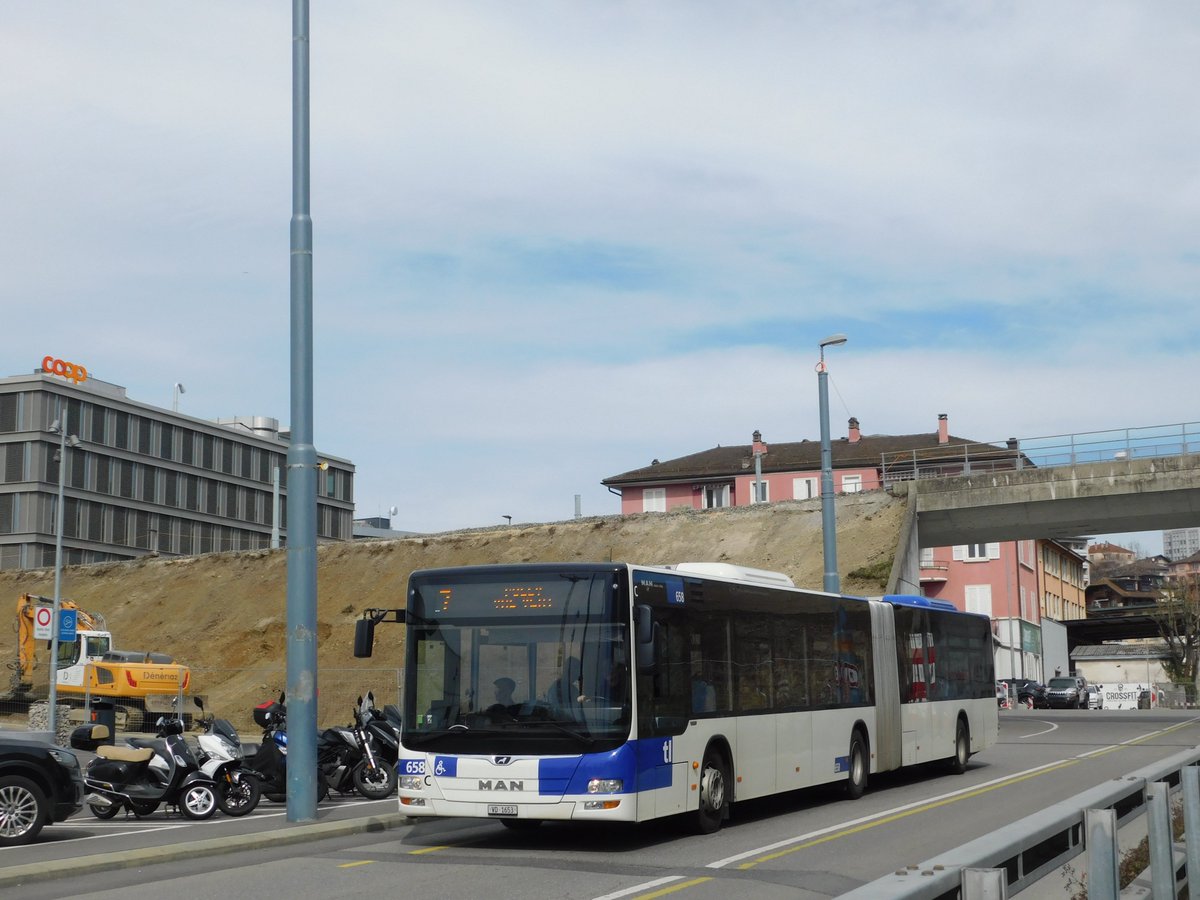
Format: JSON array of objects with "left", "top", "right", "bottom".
[{"left": 0, "top": 363, "right": 354, "bottom": 571}]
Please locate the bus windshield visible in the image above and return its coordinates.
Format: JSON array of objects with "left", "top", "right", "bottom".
[{"left": 403, "top": 567, "right": 631, "bottom": 754}]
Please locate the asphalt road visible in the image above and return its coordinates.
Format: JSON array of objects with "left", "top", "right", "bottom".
[{"left": 6, "top": 708, "right": 1200, "bottom": 899}]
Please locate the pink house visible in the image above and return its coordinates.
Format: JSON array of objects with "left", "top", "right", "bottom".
[
  {"left": 603, "top": 415, "right": 1067, "bottom": 681},
  {"left": 602, "top": 415, "right": 966, "bottom": 515}
]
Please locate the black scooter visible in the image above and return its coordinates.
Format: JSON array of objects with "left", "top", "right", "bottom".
[
  {"left": 72, "top": 717, "right": 218, "bottom": 820},
  {"left": 361, "top": 693, "right": 402, "bottom": 767},
  {"left": 318, "top": 694, "right": 397, "bottom": 800}
]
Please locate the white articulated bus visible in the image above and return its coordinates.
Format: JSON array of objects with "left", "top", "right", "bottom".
[{"left": 355, "top": 562, "right": 997, "bottom": 833}]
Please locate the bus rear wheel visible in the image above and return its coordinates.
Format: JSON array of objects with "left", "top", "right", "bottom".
[
  {"left": 947, "top": 718, "right": 970, "bottom": 774},
  {"left": 694, "top": 748, "right": 729, "bottom": 834},
  {"left": 845, "top": 731, "right": 868, "bottom": 800}
]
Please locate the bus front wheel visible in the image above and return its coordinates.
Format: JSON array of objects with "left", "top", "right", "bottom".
[
  {"left": 845, "top": 731, "right": 868, "bottom": 800},
  {"left": 947, "top": 718, "right": 970, "bottom": 774},
  {"left": 695, "top": 748, "right": 729, "bottom": 834}
]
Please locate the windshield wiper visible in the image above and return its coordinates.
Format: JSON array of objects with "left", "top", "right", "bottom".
[{"left": 538, "top": 719, "right": 595, "bottom": 746}]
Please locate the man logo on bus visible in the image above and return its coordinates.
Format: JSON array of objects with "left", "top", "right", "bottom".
[{"left": 42, "top": 355, "right": 88, "bottom": 385}]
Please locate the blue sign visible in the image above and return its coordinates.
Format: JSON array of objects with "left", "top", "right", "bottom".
[{"left": 58, "top": 609, "right": 77, "bottom": 643}]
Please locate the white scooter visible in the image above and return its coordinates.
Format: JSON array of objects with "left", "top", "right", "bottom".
[{"left": 194, "top": 701, "right": 261, "bottom": 816}]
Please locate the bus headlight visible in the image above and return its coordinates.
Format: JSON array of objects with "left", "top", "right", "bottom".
[
  {"left": 400, "top": 776, "right": 424, "bottom": 791},
  {"left": 586, "top": 778, "right": 623, "bottom": 794}
]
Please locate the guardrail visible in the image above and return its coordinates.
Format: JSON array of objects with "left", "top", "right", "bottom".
[
  {"left": 840, "top": 745, "right": 1200, "bottom": 899},
  {"left": 881, "top": 421, "right": 1200, "bottom": 487}
]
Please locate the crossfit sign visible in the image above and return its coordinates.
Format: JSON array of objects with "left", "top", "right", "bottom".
[{"left": 42, "top": 355, "right": 88, "bottom": 384}]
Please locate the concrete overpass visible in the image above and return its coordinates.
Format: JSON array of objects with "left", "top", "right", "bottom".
[
  {"left": 885, "top": 451, "right": 1200, "bottom": 597},
  {"left": 911, "top": 454, "right": 1200, "bottom": 547}
]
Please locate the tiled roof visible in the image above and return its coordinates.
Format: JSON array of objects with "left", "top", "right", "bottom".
[
  {"left": 1088, "top": 542, "right": 1135, "bottom": 555},
  {"left": 602, "top": 431, "right": 1004, "bottom": 486}
]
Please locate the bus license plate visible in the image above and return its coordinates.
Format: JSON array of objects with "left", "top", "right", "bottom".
[{"left": 488, "top": 804, "right": 518, "bottom": 817}]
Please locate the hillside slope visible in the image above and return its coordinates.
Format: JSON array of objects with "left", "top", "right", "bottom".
[{"left": 1, "top": 491, "right": 904, "bottom": 726}]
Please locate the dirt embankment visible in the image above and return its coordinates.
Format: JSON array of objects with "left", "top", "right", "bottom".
[{"left": 0, "top": 492, "right": 904, "bottom": 728}]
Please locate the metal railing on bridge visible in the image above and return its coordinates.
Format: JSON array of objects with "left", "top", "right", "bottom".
[
  {"left": 882, "top": 421, "right": 1200, "bottom": 488},
  {"left": 842, "top": 743, "right": 1200, "bottom": 899}
]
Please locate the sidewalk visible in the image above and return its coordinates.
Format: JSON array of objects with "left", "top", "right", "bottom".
[{"left": 0, "top": 810, "right": 411, "bottom": 890}]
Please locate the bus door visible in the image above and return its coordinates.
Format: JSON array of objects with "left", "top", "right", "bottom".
[
  {"left": 895, "top": 607, "right": 932, "bottom": 766},
  {"left": 632, "top": 577, "right": 692, "bottom": 819}
]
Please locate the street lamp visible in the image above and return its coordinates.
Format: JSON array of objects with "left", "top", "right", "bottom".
[
  {"left": 48, "top": 406, "right": 81, "bottom": 739},
  {"left": 817, "top": 333, "right": 848, "bottom": 593},
  {"left": 173, "top": 382, "right": 186, "bottom": 412}
]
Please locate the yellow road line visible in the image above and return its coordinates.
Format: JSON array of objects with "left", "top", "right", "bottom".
[
  {"left": 736, "top": 759, "right": 1081, "bottom": 869},
  {"left": 409, "top": 845, "right": 452, "bottom": 855},
  {"left": 635, "top": 877, "right": 713, "bottom": 898},
  {"left": 338, "top": 860, "right": 376, "bottom": 869}
]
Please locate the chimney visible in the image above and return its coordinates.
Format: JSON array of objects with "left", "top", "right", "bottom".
[
  {"left": 752, "top": 430, "right": 768, "bottom": 456},
  {"left": 938, "top": 413, "right": 949, "bottom": 444},
  {"left": 848, "top": 417, "right": 860, "bottom": 443}
]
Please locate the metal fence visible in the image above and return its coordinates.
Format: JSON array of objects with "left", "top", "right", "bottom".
[
  {"left": 881, "top": 421, "right": 1200, "bottom": 487},
  {"left": 2, "top": 667, "right": 402, "bottom": 746},
  {"left": 841, "top": 745, "right": 1200, "bottom": 899}
]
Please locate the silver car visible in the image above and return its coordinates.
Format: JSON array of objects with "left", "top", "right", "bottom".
[{"left": 1086, "top": 685, "right": 1103, "bottom": 709}]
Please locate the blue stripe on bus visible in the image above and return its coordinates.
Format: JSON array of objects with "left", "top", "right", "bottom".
[{"left": 536, "top": 740, "right": 674, "bottom": 796}]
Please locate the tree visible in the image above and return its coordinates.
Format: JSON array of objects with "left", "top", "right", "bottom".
[{"left": 1152, "top": 576, "right": 1200, "bottom": 700}]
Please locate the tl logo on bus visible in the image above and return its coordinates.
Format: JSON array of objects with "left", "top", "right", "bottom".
[{"left": 42, "top": 355, "right": 88, "bottom": 385}]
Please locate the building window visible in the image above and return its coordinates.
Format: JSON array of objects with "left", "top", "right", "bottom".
[
  {"left": 701, "top": 484, "right": 730, "bottom": 509},
  {"left": 840, "top": 474, "right": 862, "bottom": 494},
  {"left": 643, "top": 488, "right": 666, "bottom": 513},
  {"left": 0, "top": 394, "right": 18, "bottom": 433},
  {"left": 920, "top": 547, "right": 935, "bottom": 567},
  {"left": 793, "top": 477, "right": 818, "bottom": 500},
  {"left": 750, "top": 479, "right": 769, "bottom": 503},
  {"left": 956, "top": 543, "right": 1000, "bottom": 562},
  {"left": 964, "top": 584, "right": 992, "bottom": 617}
]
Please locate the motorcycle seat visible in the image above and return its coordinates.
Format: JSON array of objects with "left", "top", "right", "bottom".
[{"left": 96, "top": 744, "right": 155, "bottom": 763}]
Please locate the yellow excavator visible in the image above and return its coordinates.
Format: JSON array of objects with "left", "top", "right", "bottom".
[{"left": 7, "top": 594, "right": 192, "bottom": 728}]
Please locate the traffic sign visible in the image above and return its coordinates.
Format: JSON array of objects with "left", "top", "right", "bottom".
[
  {"left": 59, "top": 608, "right": 77, "bottom": 643},
  {"left": 33, "top": 606, "right": 52, "bottom": 640}
]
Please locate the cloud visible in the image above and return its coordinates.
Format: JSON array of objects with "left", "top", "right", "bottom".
[{"left": 3, "top": 3, "right": 1199, "bottom": 536}]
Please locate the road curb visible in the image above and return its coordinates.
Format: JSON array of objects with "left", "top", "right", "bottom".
[{"left": 0, "top": 812, "right": 412, "bottom": 889}]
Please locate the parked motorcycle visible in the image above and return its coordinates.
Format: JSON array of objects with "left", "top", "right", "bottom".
[
  {"left": 360, "top": 693, "right": 402, "bottom": 768},
  {"left": 317, "top": 694, "right": 397, "bottom": 800},
  {"left": 193, "top": 701, "right": 261, "bottom": 817},
  {"left": 250, "top": 693, "right": 328, "bottom": 804},
  {"left": 71, "top": 717, "right": 217, "bottom": 820}
]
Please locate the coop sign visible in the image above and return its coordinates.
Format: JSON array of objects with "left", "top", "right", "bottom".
[{"left": 42, "top": 355, "right": 88, "bottom": 384}]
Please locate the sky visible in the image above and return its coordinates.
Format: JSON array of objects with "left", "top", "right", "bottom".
[{"left": 3, "top": 4, "right": 1197, "bottom": 553}]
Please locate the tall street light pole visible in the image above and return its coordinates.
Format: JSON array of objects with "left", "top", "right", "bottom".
[
  {"left": 286, "top": 0, "right": 319, "bottom": 823},
  {"left": 48, "top": 403, "right": 80, "bottom": 739},
  {"left": 817, "top": 333, "right": 847, "bottom": 594}
]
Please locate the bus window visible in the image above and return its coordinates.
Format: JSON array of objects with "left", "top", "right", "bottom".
[
  {"left": 734, "top": 615, "right": 773, "bottom": 711},
  {"left": 637, "top": 608, "right": 690, "bottom": 736}
]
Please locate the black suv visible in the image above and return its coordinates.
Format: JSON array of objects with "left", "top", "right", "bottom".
[
  {"left": 1044, "top": 676, "right": 1088, "bottom": 709},
  {"left": 1001, "top": 678, "right": 1047, "bottom": 708},
  {"left": 0, "top": 732, "right": 85, "bottom": 846}
]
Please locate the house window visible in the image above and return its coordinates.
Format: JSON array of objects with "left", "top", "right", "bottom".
[
  {"left": 701, "top": 484, "right": 730, "bottom": 509},
  {"left": 920, "top": 547, "right": 935, "bottom": 567},
  {"left": 964, "top": 584, "right": 992, "bottom": 617},
  {"left": 642, "top": 488, "right": 666, "bottom": 513},
  {"left": 750, "top": 480, "right": 769, "bottom": 503},
  {"left": 793, "top": 477, "right": 818, "bottom": 500},
  {"left": 955, "top": 543, "right": 1000, "bottom": 562},
  {"left": 840, "top": 474, "right": 862, "bottom": 494}
]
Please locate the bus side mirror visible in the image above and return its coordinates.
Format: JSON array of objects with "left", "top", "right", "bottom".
[
  {"left": 635, "top": 604, "right": 655, "bottom": 674},
  {"left": 353, "top": 618, "right": 376, "bottom": 658}
]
